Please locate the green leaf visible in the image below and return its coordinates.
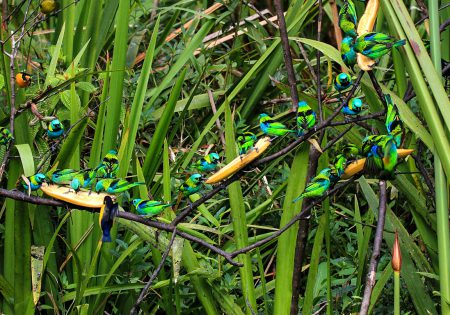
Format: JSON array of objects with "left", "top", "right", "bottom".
[
  {"left": 75, "top": 82, "right": 97, "bottom": 93},
  {"left": 15, "top": 144, "right": 35, "bottom": 176}
]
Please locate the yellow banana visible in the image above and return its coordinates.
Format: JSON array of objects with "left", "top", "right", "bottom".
[
  {"left": 356, "top": 0, "right": 379, "bottom": 70},
  {"left": 41, "top": 183, "right": 114, "bottom": 208}
]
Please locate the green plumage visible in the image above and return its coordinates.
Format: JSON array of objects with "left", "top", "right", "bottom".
[
  {"left": 297, "top": 101, "right": 316, "bottom": 136},
  {"left": 237, "top": 132, "right": 257, "bottom": 155},
  {"left": 384, "top": 94, "right": 403, "bottom": 147},
  {"left": 362, "top": 135, "right": 398, "bottom": 179},
  {"left": 133, "top": 199, "right": 173, "bottom": 217},
  {"left": 95, "top": 150, "right": 119, "bottom": 178},
  {"left": 354, "top": 32, "right": 406, "bottom": 60},
  {"left": 341, "top": 36, "right": 357, "bottom": 70},
  {"left": 0, "top": 127, "right": 13, "bottom": 145},
  {"left": 71, "top": 169, "right": 96, "bottom": 192},
  {"left": 95, "top": 178, "right": 144, "bottom": 193},
  {"left": 18, "top": 173, "right": 47, "bottom": 191},
  {"left": 179, "top": 173, "right": 203, "bottom": 196},
  {"left": 339, "top": 0, "right": 358, "bottom": 37},
  {"left": 50, "top": 169, "right": 81, "bottom": 185},
  {"left": 259, "top": 113, "right": 295, "bottom": 137},
  {"left": 190, "top": 153, "right": 220, "bottom": 172},
  {"left": 293, "top": 168, "right": 332, "bottom": 202},
  {"left": 334, "top": 73, "right": 352, "bottom": 92}
]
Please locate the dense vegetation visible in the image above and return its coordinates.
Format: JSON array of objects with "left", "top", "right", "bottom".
[{"left": 0, "top": 0, "right": 449, "bottom": 314}]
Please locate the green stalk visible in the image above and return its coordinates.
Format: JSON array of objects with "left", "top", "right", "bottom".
[
  {"left": 429, "top": 0, "right": 450, "bottom": 312},
  {"left": 394, "top": 271, "right": 400, "bottom": 315},
  {"left": 224, "top": 104, "right": 257, "bottom": 313},
  {"left": 63, "top": 0, "right": 75, "bottom": 64},
  {"left": 101, "top": 0, "right": 130, "bottom": 153}
]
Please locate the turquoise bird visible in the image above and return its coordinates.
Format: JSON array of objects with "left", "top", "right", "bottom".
[
  {"left": 334, "top": 73, "right": 352, "bottom": 92},
  {"left": 133, "top": 199, "right": 173, "bottom": 217},
  {"left": 95, "top": 178, "right": 144, "bottom": 194},
  {"left": 18, "top": 173, "right": 47, "bottom": 191},
  {"left": 47, "top": 119, "right": 64, "bottom": 139},
  {"left": 339, "top": 0, "right": 358, "bottom": 37},
  {"left": 70, "top": 169, "right": 96, "bottom": 192},
  {"left": 191, "top": 153, "right": 220, "bottom": 172},
  {"left": 342, "top": 97, "right": 364, "bottom": 115},
  {"left": 362, "top": 135, "right": 398, "bottom": 179},
  {"left": 99, "top": 196, "right": 118, "bottom": 242},
  {"left": 0, "top": 127, "right": 13, "bottom": 145},
  {"left": 293, "top": 168, "right": 332, "bottom": 202},
  {"left": 95, "top": 150, "right": 119, "bottom": 178},
  {"left": 237, "top": 132, "right": 257, "bottom": 155},
  {"left": 354, "top": 32, "right": 406, "bottom": 60},
  {"left": 179, "top": 173, "right": 203, "bottom": 197},
  {"left": 341, "top": 36, "right": 357, "bottom": 71},
  {"left": 297, "top": 101, "right": 316, "bottom": 136},
  {"left": 384, "top": 94, "right": 403, "bottom": 146},
  {"left": 259, "top": 113, "right": 295, "bottom": 137},
  {"left": 51, "top": 169, "right": 80, "bottom": 185}
]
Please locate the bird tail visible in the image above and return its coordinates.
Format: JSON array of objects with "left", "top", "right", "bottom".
[
  {"left": 292, "top": 195, "right": 304, "bottom": 203},
  {"left": 102, "top": 232, "right": 112, "bottom": 243},
  {"left": 393, "top": 39, "right": 406, "bottom": 47}
]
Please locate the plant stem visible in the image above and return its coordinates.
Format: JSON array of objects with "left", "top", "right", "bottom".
[{"left": 394, "top": 271, "right": 400, "bottom": 315}]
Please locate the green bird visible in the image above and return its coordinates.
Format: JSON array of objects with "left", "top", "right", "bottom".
[
  {"left": 384, "top": 94, "right": 403, "bottom": 147},
  {"left": 342, "top": 97, "right": 364, "bottom": 115},
  {"left": 293, "top": 168, "right": 332, "bottom": 202},
  {"left": 334, "top": 73, "right": 353, "bottom": 92},
  {"left": 50, "top": 169, "right": 81, "bottom": 185},
  {"left": 341, "top": 36, "right": 357, "bottom": 71},
  {"left": 17, "top": 173, "right": 47, "bottom": 191},
  {"left": 95, "top": 150, "right": 119, "bottom": 178},
  {"left": 133, "top": 199, "right": 173, "bottom": 217},
  {"left": 191, "top": 153, "right": 220, "bottom": 172},
  {"left": 99, "top": 196, "right": 118, "bottom": 242},
  {"left": 237, "top": 132, "right": 257, "bottom": 155},
  {"left": 70, "top": 169, "right": 96, "bottom": 192},
  {"left": 47, "top": 119, "right": 64, "bottom": 139},
  {"left": 0, "top": 127, "right": 13, "bottom": 145},
  {"left": 95, "top": 178, "right": 144, "bottom": 194},
  {"left": 341, "top": 143, "right": 360, "bottom": 159},
  {"left": 354, "top": 32, "right": 406, "bottom": 60},
  {"left": 362, "top": 135, "right": 398, "bottom": 179},
  {"left": 339, "top": 0, "right": 358, "bottom": 37},
  {"left": 179, "top": 173, "right": 203, "bottom": 197},
  {"left": 259, "top": 113, "right": 295, "bottom": 137},
  {"left": 297, "top": 101, "right": 316, "bottom": 136}
]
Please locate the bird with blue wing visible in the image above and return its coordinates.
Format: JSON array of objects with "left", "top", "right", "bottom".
[
  {"left": 334, "top": 73, "right": 353, "bottom": 93},
  {"left": 95, "top": 178, "right": 144, "bottom": 194},
  {"left": 354, "top": 32, "right": 406, "bottom": 60},
  {"left": 339, "top": 0, "right": 358, "bottom": 37},
  {"left": 237, "top": 132, "right": 257, "bottom": 155},
  {"left": 297, "top": 101, "right": 316, "bottom": 136},
  {"left": 70, "top": 169, "right": 96, "bottom": 192},
  {"left": 17, "top": 173, "right": 47, "bottom": 192},
  {"left": 50, "top": 169, "right": 81, "bottom": 185},
  {"left": 384, "top": 94, "right": 403, "bottom": 147},
  {"left": 179, "top": 173, "right": 203, "bottom": 197},
  {"left": 190, "top": 153, "right": 220, "bottom": 172},
  {"left": 342, "top": 97, "right": 364, "bottom": 115},
  {"left": 341, "top": 36, "right": 357, "bottom": 71},
  {"left": 362, "top": 135, "right": 398, "bottom": 179},
  {"left": 259, "top": 113, "right": 295, "bottom": 137},
  {"left": 133, "top": 199, "right": 173, "bottom": 217},
  {"left": 99, "top": 196, "right": 118, "bottom": 242},
  {"left": 0, "top": 127, "right": 13, "bottom": 145},
  {"left": 47, "top": 119, "right": 64, "bottom": 139},
  {"left": 95, "top": 150, "right": 119, "bottom": 178},
  {"left": 293, "top": 168, "right": 332, "bottom": 202}
]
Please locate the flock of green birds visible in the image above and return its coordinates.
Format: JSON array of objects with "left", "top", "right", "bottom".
[{"left": 0, "top": 0, "right": 407, "bottom": 242}]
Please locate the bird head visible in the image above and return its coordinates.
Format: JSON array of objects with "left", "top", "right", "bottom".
[
  {"left": 320, "top": 168, "right": 332, "bottom": 177},
  {"left": 349, "top": 98, "right": 363, "bottom": 110},
  {"left": 209, "top": 153, "right": 220, "bottom": 162},
  {"left": 49, "top": 119, "right": 62, "bottom": 131},
  {"left": 342, "top": 36, "right": 355, "bottom": 47},
  {"left": 108, "top": 149, "right": 118, "bottom": 155},
  {"left": 298, "top": 101, "right": 308, "bottom": 108},
  {"left": 35, "top": 173, "right": 47, "bottom": 183},
  {"left": 336, "top": 73, "right": 352, "bottom": 87},
  {"left": 259, "top": 113, "right": 270, "bottom": 123},
  {"left": 132, "top": 199, "right": 142, "bottom": 207},
  {"left": 190, "top": 173, "right": 203, "bottom": 184},
  {"left": 95, "top": 181, "right": 105, "bottom": 192}
]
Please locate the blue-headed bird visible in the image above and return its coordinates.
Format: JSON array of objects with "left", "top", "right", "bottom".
[
  {"left": 259, "top": 113, "right": 295, "bottom": 137},
  {"left": 47, "top": 119, "right": 64, "bottom": 139},
  {"left": 362, "top": 135, "right": 398, "bottom": 179},
  {"left": 334, "top": 73, "right": 353, "bottom": 93},
  {"left": 190, "top": 153, "right": 220, "bottom": 172},
  {"left": 133, "top": 199, "right": 173, "bottom": 217},
  {"left": 341, "top": 36, "right": 357, "bottom": 71},
  {"left": 342, "top": 97, "right": 364, "bottom": 115},
  {"left": 297, "top": 101, "right": 316, "bottom": 136},
  {"left": 179, "top": 173, "right": 203, "bottom": 197},
  {"left": 354, "top": 32, "right": 406, "bottom": 60},
  {"left": 293, "top": 168, "right": 332, "bottom": 202},
  {"left": 17, "top": 173, "right": 47, "bottom": 191}
]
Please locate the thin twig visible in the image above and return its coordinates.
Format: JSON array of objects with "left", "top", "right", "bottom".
[
  {"left": 130, "top": 229, "right": 177, "bottom": 315},
  {"left": 274, "top": 0, "right": 299, "bottom": 111},
  {"left": 316, "top": 0, "right": 324, "bottom": 124},
  {"left": 295, "top": 41, "right": 317, "bottom": 82},
  {"left": 360, "top": 180, "right": 388, "bottom": 315},
  {"left": 208, "top": 90, "right": 226, "bottom": 147}
]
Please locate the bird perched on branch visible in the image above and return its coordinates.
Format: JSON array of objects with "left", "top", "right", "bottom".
[
  {"left": 384, "top": 94, "right": 403, "bottom": 146},
  {"left": 133, "top": 199, "right": 173, "bottom": 217},
  {"left": 293, "top": 168, "right": 332, "bottom": 202},
  {"left": 190, "top": 153, "right": 220, "bottom": 172},
  {"left": 15, "top": 72, "right": 32, "bottom": 88},
  {"left": 237, "top": 132, "right": 257, "bottom": 155},
  {"left": 70, "top": 169, "right": 96, "bottom": 192},
  {"left": 334, "top": 73, "right": 353, "bottom": 93},
  {"left": 50, "top": 169, "right": 80, "bottom": 185},
  {"left": 95, "top": 178, "right": 144, "bottom": 194},
  {"left": 362, "top": 135, "right": 398, "bottom": 179},
  {"left": 341, "top": 37, "right": 357, "bottom": 71},
  {"left": 354, "top": 32, "right": 406, "bottom": 60},
  {"left": 99, "top": 196, "right": 118, "bottom": 242},
  {"left": 179, "top": 173, "right": 203, "bottom": 197},
  {"left": 18, "top": 173, "right": 47, "bottom": 192},
  {"left": 0, "top": 127, "right": 13, "bottom": 145},
  {"left": 259, "top": 113, "right": 295, "bottom": 137},
  {"left": 47, "top": 119, "right": 64, "bottom": 139},
  {"left": 296, "top": 101, "right": 316, "bottom": 136},
  {"left": 342, "top": 97, "right": 364, "bottom": 115},
  {"left": 95, "top": 150, "right": 119, "bottom": 178},
  {"left": 339, "top": 0, "right": 358, "bottom": 38}
]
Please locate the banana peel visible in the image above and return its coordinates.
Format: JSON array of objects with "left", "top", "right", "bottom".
[
  {"left": 341, "top": 148, "right": 414, "bottom": 179},
  {"left": 40, "top": 183, "right": 115, "bottom": 208},
  {"left": 356, "top": 0, "right": 379, "bottom": 70},
  {"left": 205, "top": 137, "right": 271, "bottom": 184}
]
